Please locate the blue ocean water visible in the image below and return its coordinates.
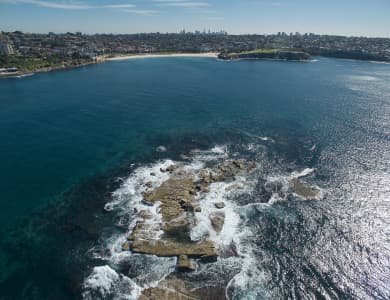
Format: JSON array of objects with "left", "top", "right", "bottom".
[{"left": 0, "top": 57, "right": 389, "bottom": 299}]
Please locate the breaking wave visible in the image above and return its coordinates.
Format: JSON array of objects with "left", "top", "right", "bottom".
[{"left": 82, "top": 142, "right": 324, "bottom": 299}]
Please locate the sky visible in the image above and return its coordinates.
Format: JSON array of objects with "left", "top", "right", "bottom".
[{"left": 0, "top": 0, "right": 389, "bottom": 37}]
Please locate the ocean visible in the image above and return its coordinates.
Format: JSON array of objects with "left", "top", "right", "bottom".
[{"left": 0, "top": 56, "right": 389, "bottom": 299}]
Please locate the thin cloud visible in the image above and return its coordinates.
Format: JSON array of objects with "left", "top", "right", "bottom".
[
  {"left": 153, "top": 0, "right": 192, "bottom": 2},
  {"left": 205, "top": 16, "right": 224, "bottom": 20},
  {"left": 121, "top": 9, "right": 159, "bottom": 16},
  {"left": 1, "top": 0, "right": 138, "bottom": 10},
  {"left": 3, "top": 0, "right": 91, "bottom": 10},
  {"left": 247, "top": 0, "right": 285, "bottom": 6},
  {"left": 103, "top": 4, "right": 135, "bottom": 9},
  {"left": 155, "top": 1, "right": 210, "bottom": 8},
  {"left": 163, "top": 2, "right": 209, "bottom": 7}
]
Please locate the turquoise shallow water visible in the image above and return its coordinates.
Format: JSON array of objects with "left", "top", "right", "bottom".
[{"left": 0, "top": 57, "right": 389, "bottom": 299}]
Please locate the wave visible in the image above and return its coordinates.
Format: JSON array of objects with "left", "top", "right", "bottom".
[
  {"left": 16, "top": 73, "right": 35, "bottom": 78},
  {"left": 370, "top": 60, "right": 390, "bottom": 65},
  {"left": 82, "top": 265, "right": 141, "bottom": 300},
  {"left": 82, "top": 144, "right": 323, "bottom": 299},
  {"left": 291, "top": 167, "right": 315, "bottom": 178},
  {"left": 346, "top": 75, "right": 379, "bottom": 81},
  {"left": 190, "top": 176, "right": 255, "bottom": 247}
]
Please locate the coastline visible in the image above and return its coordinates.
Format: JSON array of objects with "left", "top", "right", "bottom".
[
  {"left": 0, "top": 53, "right": 218, "bottom": 79},
  {"left": 219, "top": 57, "right": 313, "bottom": 63},
  {"left": 2, "top": 53, "right": 388, "bottom": 80},
  {"left": 106, "top": 52, "right": 219, "bottom": 61},
  {"left": 0, "top": 60, "right": 98, "bottom": 79},
  {"left": 218, "top": 49, "right": 312, "bottom": 62},
  {"left": 1, "top": 50, "right": 389, "bottom": 299}
]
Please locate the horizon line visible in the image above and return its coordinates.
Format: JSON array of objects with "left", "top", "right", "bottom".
[{"left": 2, "top": 30, "right": 390, "bottom": 39}]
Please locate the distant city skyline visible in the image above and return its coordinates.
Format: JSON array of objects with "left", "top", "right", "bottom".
[{"left": 1, "top": 0, "right": 390, "bottom": 37}]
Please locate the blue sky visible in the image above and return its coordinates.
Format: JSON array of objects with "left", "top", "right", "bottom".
[{"left": 1, "top": 0, "right": 389, "bottom": 36}]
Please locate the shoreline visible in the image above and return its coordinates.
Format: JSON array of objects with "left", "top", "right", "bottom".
[
  {"left": 2, "top": 53, "right": 388, "bottom": 79},
  {"left": 105, "top": 52, "right": 218, "bottom": 61},
  {"left": 219, "top": 57, "right": 313, "bottom": 63},
  {"left": 0, "top": 60, "right": 98, "bottom": 79},
  {"left": 0, "top": 53, "right": 217, "bottom": 79}
]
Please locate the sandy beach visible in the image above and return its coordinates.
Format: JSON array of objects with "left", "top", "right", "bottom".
[{"left": 106, "top": 52, "right": 218, "bottom": 61}]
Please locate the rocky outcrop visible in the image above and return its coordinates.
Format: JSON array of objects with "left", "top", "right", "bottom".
[
  {"left": 132, "top": 239, "right": 217, "bottom": 261},
  {"left": 290, "top": 178, "right": 320, "bottom": 199},
  {"left": 122, "top": 159, "right": 256, "bottom": 282},
  {"left": 142, "top": 175, "right": 195, "bottom": 225},
  {"left": 140, "top": 278, "right": 199, "bottom": 300},
  {"left": 106, "top": 155, "right": 324, "bottom": 300},
  {"left": 122, "top": 241, "right": 131, "bottom": 251},
  {"left": 214, "top": 202, "right": 225, "bottom": 209},
  {"left": 225, "top": 184, "right": 243, "bottom": 191},
  {"left": 177, "top": 255, "right": 196, "bottom": 272},
  {"left": 219, "top": 49, "right": 311, "bottom": 61},
  {"left": 125, "top": 168, "right": 219, "bottom": 262},
  {"left": 160, "top": 164, "right": 178, "bottom": 173},
  {"left": 209, "top": 212, "right": 225, "bottom": 233}
]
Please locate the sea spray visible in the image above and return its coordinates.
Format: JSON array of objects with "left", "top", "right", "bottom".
[
  {"left": 82, "top": 144, "right": 324, "bottom": 299},
  {"left": 82, "top": 265, "right": 142, "bottom": 300}
]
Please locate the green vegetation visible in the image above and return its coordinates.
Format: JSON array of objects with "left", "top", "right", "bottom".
[
  {"left": 218, "top": 48, "right": 311, "bottom": 61},
  {"left": 227, "top": 49, "right": 280, "bottom": 56},
  {"left": 2, "top": 31, "right": 390, "bottom": 66},
  {"left": 0, "top": 55, "right": 92, "bottom": 72}
]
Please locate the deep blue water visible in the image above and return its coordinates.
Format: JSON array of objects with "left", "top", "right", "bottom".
[{"left": 0, "top": 57, "right": 389, "bottom": 299}]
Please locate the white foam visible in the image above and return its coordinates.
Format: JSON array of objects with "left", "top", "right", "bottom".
[
  {"left": 190, "top": 145, "right": 229, "bottom": 161},
  {"left": 246, "top": 143, "right": 257, "bottom": 151},
  {"left": 291, "top": 167, "right": 315, "bottom": 179},
  {"left": 181, "top": 159, "right": 205, "bottom": 173},
  {"left": 105, "top": 159, "right": 174, "bottom": 212},
  {"left": 82, "top": 257, "right": 175, "bottom": 299},
  {"left": 223, "top": 165, "right": 323, "bottom": 297},
  {"left": 267, "top": 191, "right": 286, "bottom": 205},
  {"left": 87, "top": 149, "right": 256, "bottom": 299},
  {"left": 210, "top": 145, "right": 228, "bottom": 154},
  {"left": 240, "top": 130, "right": 274, "bottom": 143},
  {"left": 191, "top": 176, "right": 255, "bottom": 249},
  {"left": 82, "top": 265, "right": 142, "bottom": 300},
  {"left": 84, "top": 160, "right": 178, "bottom": 295},
  {"left": 370, "top": 60, "right": 390, "bottom": 65},
  {"left": 218, "top": 218, "right": 264, "bottom": 299},
  {"left": 86, "top": 146, "right": 326, "bottom": 299},
  {"left": 265, "top": 168, "right": 322, "bottom": 203},
  {"left": 108, "top": 234, "right": 132, "bottom": 265},
  {"left": 347, "top": 75, "right": 378, "bottom": 81},
  {"left": 16, "top": 73, "right": 34, "bottom": 78},
  {"left": 293, "top": 186, "right": 325, "bottom": 201},
  {"left": 225, "top": 254, "right": 269, "bottom": 300},
  {"left": 156, "top": 145, "right": 167, "bottom": 152},
  {"left": 127, "top": 255, "right": 176, "bottom": 288},
  {"left": 224, "top": 206, "right": 271, "bottom": 300},
  {"left": 85, "top": 155, "right": 220, "bottom": 294},
  {"left": 82, "top": 266, "right": 120, "bottom": 298}
]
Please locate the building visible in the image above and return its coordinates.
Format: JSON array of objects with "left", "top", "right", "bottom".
[{"left": 0, "top": 43, "right": 15, "bottom": 55}]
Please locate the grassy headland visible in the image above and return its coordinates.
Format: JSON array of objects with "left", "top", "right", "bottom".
[
  {"left": 218, "top": 49, "right": 311, "bottom": 61},
  {"left": 0, "top": 55, "right": 96, "bottom": 77}
]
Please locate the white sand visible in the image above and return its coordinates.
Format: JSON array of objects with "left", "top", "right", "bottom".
[{"left": 106, "top": 52, "right": 218, "bottom": 61}]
